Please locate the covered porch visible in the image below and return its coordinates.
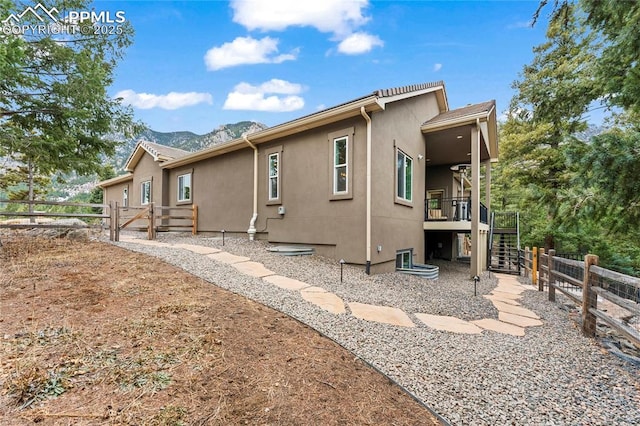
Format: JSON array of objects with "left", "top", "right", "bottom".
[{"left": 420, "top": 100, "right": 498, "bottom": 276}]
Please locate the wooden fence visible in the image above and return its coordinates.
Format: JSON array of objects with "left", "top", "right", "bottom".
[
  {"left": 521, "top": 246, "right": 640, "bottom": 349},
  {"left": 0, "top": 199, "right": 110, "bottom": 228},
  {"left": 1, "top": 200, "right": 198, "bottom": 242},
  {"left": 111, "top": 202, "right": 198, "bottom": 241}
]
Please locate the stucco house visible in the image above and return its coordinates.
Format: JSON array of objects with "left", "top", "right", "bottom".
[{"left": 99, "top": 81, "right": 498, "bottom": 276}]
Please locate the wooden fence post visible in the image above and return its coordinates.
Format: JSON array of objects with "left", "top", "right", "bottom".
[
  {"left": 192, "top": 204, "right": 198, "bottom": 235},
  {"left": 532, "top": 247, "right": 538, "bottom": 287},
  {"left": 109, "top": 200, "right": 114, "bottom": 241},
  {"left": 538, "top": 248, "right": 545, "bottom": 291},
  {"left": 524, "top": 246, "right": 530, "bottom": 278},
  {"left": 581, "top": 254, "right": 599, "bottom": 337},
  {"left": 114, "top": 202, "right": 120, "bottom": 242},
  {"left": 148, "top": 202, "right": 156, "bottom": 240},
  {"left": 548, "top": 249, "right": 556, "bottom": 302}
]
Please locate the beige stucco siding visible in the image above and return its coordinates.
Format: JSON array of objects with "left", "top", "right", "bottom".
[
  {"left": 368, "top": 93, "right": 441, "bottom": 272},
  {"left": 131, "top": 153, "right": 165, "bottom": 207},
  {"left": 101, "top": 178, "right": 131, "bottom": 230},
  {"left": 103, "top": 179, "right": 132, "bottom": 209},
  {"left": 256, "top": 118, "right": 368, "bottom": 263},
  {"left": 175, "top": 149, "right": 253, "bottom": 233}
]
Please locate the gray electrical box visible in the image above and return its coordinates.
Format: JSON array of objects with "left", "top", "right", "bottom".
[{"left": 277, "top": 206, "right": 286, "bottom": 215}]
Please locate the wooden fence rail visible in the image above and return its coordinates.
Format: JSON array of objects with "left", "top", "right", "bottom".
[
  {"left": 1, "top": 200, "right": 198, "bottom": 243},
  {"left": 111, "top": 202, "right": 198, "bottom": 242},
  {"left": 0, "top": 199, "right": 110, "bottom": 229},
  {"left": 523, "top": 246, "right": 640, "bottom": 349}
]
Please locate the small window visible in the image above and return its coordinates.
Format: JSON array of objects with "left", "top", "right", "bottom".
[
  {"left": 268, "top": 153, "right": 279, "bottom": 200},
  {"left": 333, "top": 136, "right": 348, "bottom": 194},
  {"left": 178, "top": 173, "right": 191, "bottom": 202},
  {"left": 396, "top": 249, "right": 413, "bottom": 269},
  {"left": 122, "top": 187, "right": 128, "bottom": 207},
  {"left": 396, "top": 149, "right": 413, "bottom": 202},
  {"left": 141, "top": 180, "right": 151, "bottom": 205}
]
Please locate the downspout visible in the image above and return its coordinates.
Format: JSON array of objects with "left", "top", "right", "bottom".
[
  {"left": 244, "top": 135, "right": 258, "bottom": 241},
  {"left": 361, "top": 107, "right": 372, "bottom": 274}
]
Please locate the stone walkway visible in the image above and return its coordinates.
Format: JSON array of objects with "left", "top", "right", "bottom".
[{"left": 120, "top": 236, "right": 542, "bottom": 336}]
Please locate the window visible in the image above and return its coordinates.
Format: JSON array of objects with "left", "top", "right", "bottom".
[
  {"left": 122, "top": 187, "right": 128, "bottom": 207},
  {"left": 141, "top": 180, "right": 151, "bottom": 205},
  {"left": 396, "top": 149, "right": 413, "bottom": 202},
  {"left": 333, "top": 136, "right": 348, "bottom": 194},
  {"left": 328, "top": 128, "right": 354, "bottom": 200},
  {"left": 178, "top": 173, "right": 191, "bottom": 202},
  {"left": 268, "top": 153, "right": 279, "bottom": 200},
  {"left": 396, "top": 249, "right": 413, "bottom": 269}
]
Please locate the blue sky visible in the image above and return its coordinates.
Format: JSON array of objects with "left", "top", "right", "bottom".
[{"left": 97, "top": 0, "right": 550, "bottom": 134}]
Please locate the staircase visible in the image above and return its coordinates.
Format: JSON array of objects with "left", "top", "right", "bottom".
[{"left": 488, "top": 212, "right": 520, "bottom": 274}]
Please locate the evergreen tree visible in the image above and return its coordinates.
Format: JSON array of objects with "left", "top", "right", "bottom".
[
  {"left": 0, "top": 0, "right": 142, "bottom": 203},
  {"left": 501, "top": 3, "right": 598, "bottom": 249}
]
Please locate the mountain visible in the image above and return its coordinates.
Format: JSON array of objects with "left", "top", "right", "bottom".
[
  {"left": 112, "top": 121, "right": 268, "bottom": 171},
  {"left": 41, "top": 121, "right": 267, "bottom": 200}
]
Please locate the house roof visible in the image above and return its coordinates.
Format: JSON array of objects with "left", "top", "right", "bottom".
[
  {"left": 124, "top": 140, "right": 190, "bottom": 172},
  {"left": 421, "top": 100, "right": 499, "bottom": 163},
  {"left": 162, "top": 81, "right": 448, "bottom": 170},
  {"left": 374, "top": 81, "right": 446, "bottom": 99},
  {"left": 97, "top": 173, "right": 133, "bottom": 188},
  {"left": 421, "top": 100, "right": 496, "bottom": 128}
]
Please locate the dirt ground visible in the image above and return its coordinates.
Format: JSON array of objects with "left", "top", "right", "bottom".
[{"left": 0, "top": 235, "right": 440, "bottom": 425}]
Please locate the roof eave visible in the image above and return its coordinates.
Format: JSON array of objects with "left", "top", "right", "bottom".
[
  {"left": 97, "top": 173, "right": 133, "bottom": 188},
  {"left": 162, "top": 96, "right": 384, "bottom": 169},
  {"left": 377, "top": 84, "right": 447, "bottom": 111},
  {"left": 123, "top": 144, "right": 145, "bottom": 172},
  {"left": 420, "top": 110, "right": 492, "bottom": 133},
  {"left": 421, "top": 105, "right": 499, "bottom": 160}
]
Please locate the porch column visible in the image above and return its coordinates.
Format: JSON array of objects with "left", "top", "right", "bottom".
[
  {"left": 471, "top": 124, "right": 481, "bottom": 277},
  {"left": 484, "top": 159, "right": 491, "bottom": 211}
]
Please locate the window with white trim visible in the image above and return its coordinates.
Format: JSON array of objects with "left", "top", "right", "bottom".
[
  {"left": 122, "top": 187, "right": 128, "bottom": 207},
  {"left": 177, "top": 173, "right": 191, "bottom": 202},
  {"left": 141, "top": 180, "right": 151, "bottom": 205},
  {"left": 268, "top": 153, "right": 279, "bottom": 200},
  {"left": 333, "top": 136, "right": 348, "bottom": 194},
  {"left": 396, "top": 149, "right": 413, "bottom": 202}
]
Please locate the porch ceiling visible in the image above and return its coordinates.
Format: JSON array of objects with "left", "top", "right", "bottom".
[{"left": 423, "top": 125, "right": 491, "bottom": 166}]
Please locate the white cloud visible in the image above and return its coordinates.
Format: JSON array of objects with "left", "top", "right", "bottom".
[
  {"left": 433, "top": 63, "right": 442, "bottom": 72},
  {"left": 204, "top": 36, "right": 298, "bottom": 71},
  {"left": 507, "top": 20, "right": 533, "bottom": 29},
  {"left": 116, "top": 90, "right": 212, "bottom": 110},
  {"left": 230, "top": 0, "right": 370, "bottom": 37},
  {"left": 223, "top": 79, "right": 305, "bottom": 112},
  {"left": 337, "top": 32, "right": 383, "bottom": 55}
]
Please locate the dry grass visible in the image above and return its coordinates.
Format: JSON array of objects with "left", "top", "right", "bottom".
[{"left": 0, "top": 235, "right": 440, "bottom": 425}]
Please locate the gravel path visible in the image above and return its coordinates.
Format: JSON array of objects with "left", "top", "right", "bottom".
[{"left": 111, "top": 233, "right": 640, "bottom": 425}]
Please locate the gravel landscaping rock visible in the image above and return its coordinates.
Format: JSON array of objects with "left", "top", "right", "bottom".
[{"left": 111, "top": 232, "right": 640, "bottom": 425}]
